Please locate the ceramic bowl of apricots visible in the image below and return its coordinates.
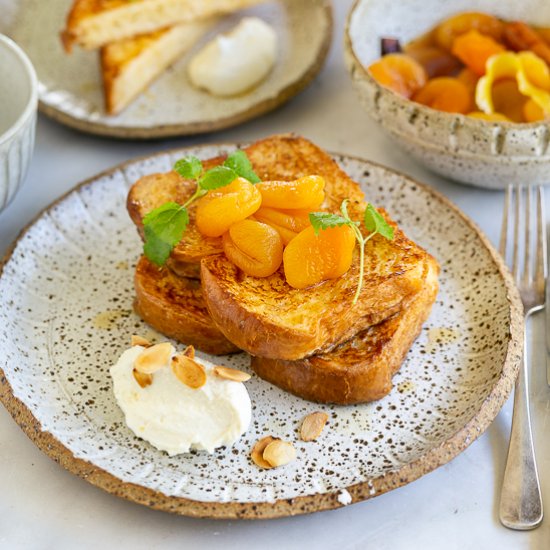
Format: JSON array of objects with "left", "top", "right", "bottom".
[{"left": 344, "top": 0, "right": 550, "bottom": 188}]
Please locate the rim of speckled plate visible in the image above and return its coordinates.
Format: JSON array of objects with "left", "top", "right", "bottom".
[
  {"left": 344, "top": 0, "right": 550, "bottom": 142},
  {"left": 35, "top": 2, "right": 333, "bottom": 140},
  {"left": 0, "top": 140, "right": 523, "bottom": 519}
]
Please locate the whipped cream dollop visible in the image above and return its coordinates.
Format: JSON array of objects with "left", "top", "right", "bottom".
[
  {"left": 188, "top": 17, "right": 278, "bottom": 96},
  {"left": 110, "top": 346, "right": 252, "bottom": 456}
]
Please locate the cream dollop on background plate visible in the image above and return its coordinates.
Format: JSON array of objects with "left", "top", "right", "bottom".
[
  {"left": 110, "top": 346, "right": 252, "bottom": 456},
  {"left": 188, "top": 17, "right": 278, "bottom": 96}
]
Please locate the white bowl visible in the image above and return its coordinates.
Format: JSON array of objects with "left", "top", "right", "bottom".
[
  {"left": 0, "top": 33, "right": 37, "bottom": 212},
  {"left": 344, "top": 0, "right": 550, "bottom": 189}
]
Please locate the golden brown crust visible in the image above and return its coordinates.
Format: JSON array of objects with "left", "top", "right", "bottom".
[
  {"left": 250, "top": 259, "right": 439, "bottom": 404},
  {"left": 133, "top": 255, "right": 239, "bottom": 355}
]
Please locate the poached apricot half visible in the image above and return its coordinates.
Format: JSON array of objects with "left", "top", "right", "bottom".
[
  {"left": 253, "top": 207, "right": 311, "bottom": 245},
  {"left": 256, "top": 175, "right": 325, "bottom": 210},
  {"left": 222, "top": 219, "right": 283, "bottom": 278},
  {"left": 283, "top": 225, "right": 356, "bottom": 289},
  {"left": 368, "top": 53, "right": 428, "bottom": 98},
  {"left": 196, "top": 177, "right": 261, "bottom": 237}
]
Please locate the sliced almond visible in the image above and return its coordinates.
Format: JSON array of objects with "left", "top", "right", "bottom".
[
  {"left": 183, "top": 345, "right": 195, "bottom": 358},
  {"left": 171, "top": 353, "right": 206, "bottom": 389},
  {"left": 131, "top": 335, "right": 152, "bottom": 347},
  {"left": 251, "top": 436, "right": 277, "bottom": 469},
  {"left": 134, "top": 342, "right": 173, "bottom": 374},
  {"left": 214, "top": 365, "right": 251, "bottom": 382},
  {"left": 133, "top": 369, "right": 153, "bottom": 388},
  {"left": 263, "top": 439, "right": 296, "bottom": 468},
  {"left": 300, "top": 411, "right": 329, "bottom": 442}
]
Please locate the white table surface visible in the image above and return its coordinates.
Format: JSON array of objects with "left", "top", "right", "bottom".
[{"left": 1, "top": 2, "right": 550, "bottom": 549}]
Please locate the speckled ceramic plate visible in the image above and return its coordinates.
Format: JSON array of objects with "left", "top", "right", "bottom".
[
  {"left": 0, "top": 144, "right": 522, "bottom": 519},
  {"left": 0, "top": 0, "right": 332, "bottom": 138}
]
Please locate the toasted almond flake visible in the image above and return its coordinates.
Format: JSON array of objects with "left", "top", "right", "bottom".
[
  {"left": 133, "top": 369, "right": 153, "bottom": 388},
  {"left": 214, "top": 365, "right": 251, "bottom": 382},
  {"left": 171, "top": 353, "right": 206, "bottom": 389},
  {"left": 183, "top": 345, "right": 195, "bottom": 358},
  {"left": 251, "top": 436, "right": 277, "bottom": 469},
  {"left": 300, "top": 411, "right": 329, "bottom": 442},
  {"left": 263, "top": 439, "right": 296, "bottom": 468},
  {"left": 134, "top": 342, "right": 174, "bottom": 374},
  {"left": 131, "top": 335, "right": 152, "bottom": 347}
]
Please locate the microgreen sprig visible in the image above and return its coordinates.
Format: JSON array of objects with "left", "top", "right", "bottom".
[
  {"left": 309, "top": 199, "right": 394, "bottom": 305},
  {"left": 142, "top": 150, "right": 259, "bottom": 266}
]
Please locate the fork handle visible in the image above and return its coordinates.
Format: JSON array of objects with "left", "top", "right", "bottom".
[{"left": 499, "top": 328, "right": 543, "bottom": 530}]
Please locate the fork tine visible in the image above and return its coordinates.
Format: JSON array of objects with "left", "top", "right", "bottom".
[
  {"left": 499, "top": 184, "right": 511, "bottom": 258},
  {"left": 522, "top": 185, "right": 532, "bottom": 286},
  {"left": 512, "top": 185, "right": 521, "bottom": 280},
  {"left": 535, "top": 186, "right": 546, "bottom": 285}
]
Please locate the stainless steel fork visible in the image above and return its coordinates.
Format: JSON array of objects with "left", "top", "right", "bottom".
[{"left": 498, "top": 184, "right": 545, "bottom": 530}]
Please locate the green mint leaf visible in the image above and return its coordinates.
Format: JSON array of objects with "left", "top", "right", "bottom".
[
  {"left": 199, "top": 165, "right": 238, "bottom": 190},
  {"left": 142, "top": 202, "right": 189, "bottom": 266},
  {"left": 143, "top": 228, "right": 174, "bottom": 266},
  {"left": 364, "top": 203, "right": 394, "bottom": 240},
  {"left": 174, "top": 156, "right": 202, "bottom": 180},
  {"left": 309, "top": 212, "right": 350, "bottom": 235},
  {"left": 224, "top": 150, "right": 261, "bottom": 184}
]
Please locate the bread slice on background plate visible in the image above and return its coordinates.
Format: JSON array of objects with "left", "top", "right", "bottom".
[
  {"left": 100, "top": 18, "right": 218, "bottom": 115},
  {"left": 61, "top": 0, "right": 265, "bottom": 51},
  {"left": 250, "top": 258, "right": 439, "bottom": 404},
  {"left": 133, "top": 255, "right": 239, "bottom": 355}
]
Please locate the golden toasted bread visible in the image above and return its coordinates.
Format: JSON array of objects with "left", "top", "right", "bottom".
[
  {"left": 127, "top": 135, "right": 366, "bottom": 266},
  {"left": 101, "top": 19, "right": 217, "bottom": 115},
  {"left": 250, "top": 258, "right": 439, "bottom": 404},
  {"left": 61, "top": 0, "right": 265, "bottom": 51},
  {"left": 133, "top": 255, "right": 239, "bottom": 355}
]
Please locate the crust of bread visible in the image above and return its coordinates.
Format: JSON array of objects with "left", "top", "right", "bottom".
[
  {"left": 250, "top": 258, "right": 439, "bottom": 404},
  {"left": 133, "top": 255, "right": 239, "bottom": 355},
  {"left": 100, "top": 19, "right": 216, "bottom": 115},
  {"left": 62, "top": 0, "right": 264, "bottom": 51}
]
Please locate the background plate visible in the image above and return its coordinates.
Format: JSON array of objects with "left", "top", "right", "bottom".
[
  {"left": 0, "top": 0, "right": 332, "bottom": 138},
  {"left": 0, "top": 145, "right": 522, "bottom": 519}
]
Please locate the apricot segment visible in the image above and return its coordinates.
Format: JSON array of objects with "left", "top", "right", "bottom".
[
  {"left": 283, "top": 225, "right": 356, "bottom": 290},
  {"left": 256, "top": 175, "right": 325, "bottom": 210},
  {"left": 368, "top": 53, "right": 427, "bottom": 98},
  {"left": 196, "top": 177, "right": 261, "bottom": 237},
  {"left": 222, "top": 220, "right": 283, "bottom": 278},
  {"left": 451, "top": 30, "right": 506, "bottom": 76},
  {"left": 434, "top": 12, "right": 504, "bottom": 51},
  {"left": 413, "top": 77, "right": 472, "bottom": 113},
  {"left": 253, "top": 207, "right": 311, "bottom": 245}
]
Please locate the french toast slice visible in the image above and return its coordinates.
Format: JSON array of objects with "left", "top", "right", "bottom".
[
  {"left": 127, "top": 135, "right": 366, "bottom": 266},
  {"left": 249, "top": 258, "right": 439, "bottom": 404},
  {"left": 133, "top": 255, "right": 239, "bottom": 355},
  {"left": 61, "top": 0, "right": 265, "bottom": 51},
  {"left": 201, "top": 209, "right": 433, "bottom": 360},
  {"left": 101, "top": 19, "right": 217, "bottom": 115}
]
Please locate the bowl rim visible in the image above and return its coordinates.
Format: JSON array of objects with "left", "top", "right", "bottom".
[
  {"left": 344, "top": 0, "right": 550, "bottom": 132},
  {"left": 0, "top": 33, "right": 38, "bottom": 147}
]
